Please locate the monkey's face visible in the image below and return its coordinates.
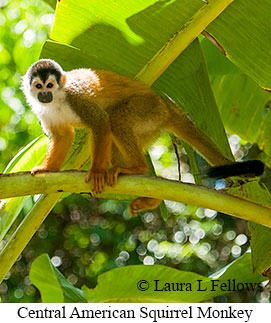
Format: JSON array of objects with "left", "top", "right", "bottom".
[
  {"left": 22, "top": 59, "right": 66, "bottom": 109},
  {"left": 31, "top": 76, "right": 60, "bottom": 104}
]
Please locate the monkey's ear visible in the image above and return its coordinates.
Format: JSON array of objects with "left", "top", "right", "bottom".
[{"left": 60, "top": 73, "right": 67, "bottom": 87}]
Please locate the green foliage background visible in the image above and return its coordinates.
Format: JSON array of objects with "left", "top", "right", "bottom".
[
  {"left": 0, "top": 0, "right": 269, "bottom": 303},
  {"left": 0, "top": 0, "right": 53, "bottom": 172}
]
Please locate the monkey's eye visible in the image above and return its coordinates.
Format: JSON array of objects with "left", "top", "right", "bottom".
[
  {"left": 35, "top": 84, "right": 42, "bottom": 89},
  {"left": 47, "top": 83, "right": 54, "bottom": 89}
]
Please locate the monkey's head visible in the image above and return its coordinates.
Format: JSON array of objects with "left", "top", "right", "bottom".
[{"left": 22, "top": 59, "right": 66, "bottom": 104}]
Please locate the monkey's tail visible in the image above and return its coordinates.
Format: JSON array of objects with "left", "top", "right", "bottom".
[
  {"left": 164, "top": 100, "right": 265, "bottom": 179},
  {"left": 165, "top": 100, "right": 232, "bottom": 166},
  {"left": 206, "top": 160, "right": 265, "bottom": 179}
]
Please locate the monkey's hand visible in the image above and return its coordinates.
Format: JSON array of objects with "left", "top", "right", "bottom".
[{"left": 86, "top": 168, "right": 106, "bottom": 194}]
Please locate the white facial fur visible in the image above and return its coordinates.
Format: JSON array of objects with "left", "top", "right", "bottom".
[{"left": 22, "top": 69, "right": 81, "bottom": 136}]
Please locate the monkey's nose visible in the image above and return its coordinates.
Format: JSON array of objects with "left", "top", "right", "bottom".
[{"left": 38, "top": 92, "right": 53, "bottom": 103}]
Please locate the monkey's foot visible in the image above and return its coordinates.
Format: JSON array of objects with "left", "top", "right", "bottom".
[
  {"left": 128, "top": 203, "right": 139, "bottom": 217},
  {"left": 106, "top": 166, "right": 121, "bottom": 187},
  {"left": 128, "top": 197, "right": 162, "bottom": 217},
  {"left": 31, "top": 165, "right": 51, "bottom": 175},
  {"left": 86, "top": 170, "right": 106, "bottom": 194}
]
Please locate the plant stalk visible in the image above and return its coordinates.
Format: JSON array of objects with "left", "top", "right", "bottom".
[
  {"left": 136, "top": 0, "right": 234, "bottom": 85},
  {"left": 1, "top": 171, "right": 270, "bottom": 225}
]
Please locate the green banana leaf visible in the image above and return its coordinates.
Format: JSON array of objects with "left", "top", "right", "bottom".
[
  {"left": 201, "top": 37, "right": 271, "bottom": 166},
  {"left": 30, "top": 254, "right": 86, "bottom": 302},
  {"left": 29, "top": 252, "right": 264, "bottom": 303},
  {"left": 0, "top": 136, "right": 47, "bottom": 240},
  {"left": 207, "top": 0, "right": 271, "bottom": 90},
  {"left": 84, "top": 253, "right": 264, "bottom": 302}
]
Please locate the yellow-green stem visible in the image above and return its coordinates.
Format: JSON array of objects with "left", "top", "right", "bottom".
[
  {"left": 1, "top": 171, "right": 270, "bottom": 225},
  {"left": 136, "top": 0, "right": 234, "bottom": 85},
  {"left": 0, "top": 194, "right": 61, "bottom": 284}
]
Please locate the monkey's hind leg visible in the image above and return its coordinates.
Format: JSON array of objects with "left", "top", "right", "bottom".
[
  {"left": 107, "top": 129, "right": 149, "bottom": 187},
  {"left": 109, "top": 141, "right": 162, "bottom": 217}
]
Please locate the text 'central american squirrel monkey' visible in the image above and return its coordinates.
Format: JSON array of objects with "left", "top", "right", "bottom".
[{"left": 22, "top": 59, "right": 264, "bottom": 216}]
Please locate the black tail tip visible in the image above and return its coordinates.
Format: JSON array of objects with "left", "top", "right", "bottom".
[{"left": 207, "top": 160, "right": 265, "bottom": 179}]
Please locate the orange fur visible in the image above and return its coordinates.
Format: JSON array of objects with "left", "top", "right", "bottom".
[
  {"left": 129, "top": 197, "right": 162, "bottom": 217},
  {"left": 31, "top": 126, "right": 75, "bottom": 175}
]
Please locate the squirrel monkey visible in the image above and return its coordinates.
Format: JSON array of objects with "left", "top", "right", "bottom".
[{"left": 22, "top": 59, "right": 264, "bottom": 216}]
